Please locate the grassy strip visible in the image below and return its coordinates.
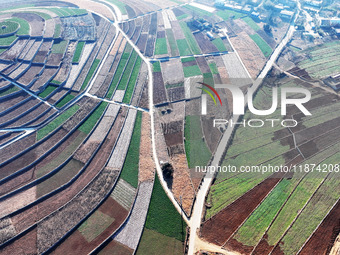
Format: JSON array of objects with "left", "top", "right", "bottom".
[
  {"left": 0, "top": 35, "right": 16, "bottom": 46},
  {"left": 176, "top": 39, "right": 192, "bottom": 56},
  {"left": 235, "top": 178, "right": 299, "bottom": 246},
  {"left": 179, "top": 21, "right": 201, "bottom": 55},
  {"left": 154, "top": 38, "right": 168, "bottom": 55},
  {"left": 80, "top": 58, "right": 100, "bottom": 91},
  {"left": 181, "top": 56, "right": 195, "bottom": 63},
  {"left": 78, "top": 101, "right": 108, "bottom": 134},
  {"left": 122, "top": 56, "right": 142, "bottom": 104},
  {"left": 145, "top": 175, "right": 187, "bottom": 241},
  {"left": 216, "top": 9, "right": 245, "bottom": 20},
  {"left": 106, "top": 0, "right": 127, "bottom": 15},
  {"left": 212, "top": 38, "right": 227, "bottom": 51},
  {"left": 166, "top": 29, "right": 178, "bottom": 56},
  {"left": 249, "top": 33, "right": 272, "bottom": 57},
  {"left": 242, "top": 16, "right": 261, "bottom": 31},
  {"left": 152, "top": 61, "right": 161, "bottom": 72},
  {"left": 184, "top": 5, "right": 213, "bottom": 17},
  {"left": 37, "top": 104, "right": 79, "bottom": 141},
  {"left": 54, "top": 24, "right": 61, "bottom": 38},
  {"left": 0, "top": 85, "right": 19, "bottom": 97},
  {"left": 184, "top": 115, "right": 211, "bottom": 168},
  {"left": 183, "top": 65, "right": 201, "bottom": 78},
  {"left": 177, "top": 14, "right": 189, "bottom": 20},
  {"left": 209, "top": 62, "right": 219, "bottom": 74},
  {"left": 106, "top": 44, "right": 132, "bottom": 99},
  {"left": 56, "top": 94, "right": 75, "bottom": 108},
  {"left": 72, "top": 41, "right": 85, "bottom": 63},
  {"left": 117, "top": 50, "right": 138, "bottom": 90},
  {"left": 51, "top": 40, "right": 68, "bottom": 54},
  {"left": 120, "top": 111, "right": 142, "bottom": 188},
  {"left": 51, "top": 80, "right": 62, "bottom": 85},
  {"left": 38, "top": 85, "right": 58, "bottom": 98}
]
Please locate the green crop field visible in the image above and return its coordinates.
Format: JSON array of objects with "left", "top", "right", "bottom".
[
  {"left": 0, "top": 35, "right": 16, "bottom": 47},
  {"left": 179, "top": 22, "right": 201, "bottom": 55},
  {"left": 212, "top": 38, "right": 227, "bottom": 52},
  {"left": 122, "top": 56, "right": 142, "bottom": 104},
  {"left": 106, "top": 44, "right": 133, "bottom": 98},
  {"left": 166, "top": 29, "right": 179, "bottom": 56},
  {"left": 183, "top": 65, "right": 202, "bottom": 78},
  {"left": 106, "top": 0, "right": 127, "bottom": 15},
  {"left": 51, "top": 40, "right": 68, "bottom": 54},
  {"left": 181, "top": 56, "right": 195, "bottom": 63},
  {"left": 0, "top": 21, "right": 19, "bottom": 35},
  {"left": 249, "top": 33, "right": 272, "bottom": 57},
  {"left": 37, "top": 104, "right": 79, "bottom": 141},
  {"left": 54, "top": 24, "right": 61, "bottom": 38},
  {"left": 56, "top": 94, "right": 75, "bottom": 108},
  {"left": 203, "top": 72, "right": 214, "bottom": 86},
  {"left": 0, "top": 85, "right": 19, "bottom": 97},
  {"left": 117, "top": 50, "right": 138, "bottom": 90},
  {"left": 144, "top": 175, "right": 187, "bottom": 241},
  {"left": 78, "top": 102, "right": 108, "bottom": 134},
  {"left": 176, "top": 39, "right": 192, "bottom": 56},
  {"left": 184, "top": 115, "right": 211, "bottom": 168},
  {"left": 72, "top": 41, "right": 85, "bottom": 63},
  {"left": 242, "top": 16, "right": 261, "bottom": 31},
  {"left": 152, "top": 61, "right": 161, "bottom": 72},
  {"left": 216, "top": 10, "right": 245, "bottom": 20},
  {"left": 7, "top": 18, "right": 30, "bottom": 35},
  {"left": 177, "top": 14, "right": 189, "bottom": 20},
  {"left": 154, "top": 38, "right": 168, "bottom": 55},
  {"left": 81, "top": 58, "right": 101, "bottom": 91},
  {"left": 209, "top": 62, "right": 219, "bottom": 74},
  {"left": 119, "top": 111, "right": 142, "bottom": 188}
]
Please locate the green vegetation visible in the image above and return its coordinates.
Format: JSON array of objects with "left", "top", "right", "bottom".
[
  {"left": 78, "top": 102, "right": 108, "bottom": 134},
  {"left": 7, "top": 18, "right": 30, "bottom": 35},
  {"left": 106, "top": 44, "right": 133, "bottom": 98},
  {"left": 0, "top": 85, "right": 19, "bottom": 97},
  {"left": 209, "top": 62, "right": 219, "bottom": 74},
  {"left": 0, "top": 21, "right": 19, "bottom": 35},
  {"left": 144, "top": 175, "right": 187, "bottom": 241},
  {"left": 54, "top": 24, "right": 61, "bottom": 38},
  {"left": 249, "top": 33, "right": 272, "bottom": 57},
  {"left": 166, "top": 29, "right": 178, "bottom": 56},
  {"left": 181, "top": 56, "right": 195, "bottom": 63},
  {"left": 216, "top": 9, "right": 245, "bottom": 20},
  {"left": 30, "top": 11, "right": 52, "bottom": 20},
  {"left": 179, "top": 22, "right": 201, "bottom": 55},
  {"left": 183, "top": 65, "right": 202, "bottom": 78},
  {"left": 49, "top": 8, "right": 87, "bottom": 17},
  {"left": 122, "top": 56, "right": 142, "bottom": 104},
  {"left": 51, "top": 80, "right": 62, "bottom": 85},
  {"left": 37, "top": 104, "right": 79, "bottom": 141},
  {"left": 81, "top": 58, "right": 101, "bottom": 91},
  {"left": 184, "top": 5, "right": 213, "bottom": 17},
  {"left": 154, "top": 38, "right": 168, "bottom": 55},
  {"left": 203, "top": 72, "right": 214, "bottom": 86},
  {"left": 136, "top": 229, "right": 184, "bottom": 255},
  {"left": 176, "top": 39, "right": 192, "bottom": 56},
  {"left": 38, "top": 85, "right": 58, "bottom": 98},
  {"left": 106, "top": 0, "right": 127, "bottom": 15},
  {"left": 184, "top": 115, "right": 211, "bottom": 168},
  {"left": 120, "top": 111, "right": 142, "bottom": 188},
  {"left": 117, "top": 50, "right": 138, "bottom": 90},
  {"left": 212, "top": 38, "right": 227, "bottom": 52},
  {"left": 72, "top": 41, "right": 85, "bottom": 63},
  {"left": 79, "top": 210, "right": 114, "bottom": 242},
  {"left": 166, "top": 82, "right": 184, "bottom": 89},
  {"left": 51, "top": 40, "right": 68, "bottom": 54},
  {"left": 242, "top": 16, "right": 261, "bottom": 31},
  {"left": 152, "top": 61, "right": 161, "bottom": 72},
  {"left": 56, "top": 94, "right": 75, "bottom": 108},
  {"left": 177, "top": 14, "right": 189, "bottom": 20},
  {"left": 0, "top": 35, "right": 16, "bottom": 46},
  {"left": 234, "top": 178, "right": 299, "bottom": 246}
]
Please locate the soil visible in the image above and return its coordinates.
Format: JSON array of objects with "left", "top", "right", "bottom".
[{"left": 153, "top": 72, "right": 167, "bottom": 105}]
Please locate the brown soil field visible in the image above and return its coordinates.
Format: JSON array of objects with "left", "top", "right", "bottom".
[
  {"left": 194, "top": 33, "right": 218, "bottom": 54},
  {"left": 167, "top": 87, "right": 185, "bottom": 102},
  {"left": 0, "top": 39, "right": 28, "bottom": 62},
  {"left": 64, "top": 0, "right": 114, "bottom": 20},
  {"left": 161, "top": 59, "right": 184, "bottom": 85},
  {"left": 0, "top": 130, "right": 83, "bottom": 196},
  {"left": 12, "top": 13, "right": 44, "bottom": 37},
  {"left": 299, "top": 199, "right": 340, "bottom": 255},
  {"left": 0, "top": 132, "right": 22, "bottom": 147},
  {"left": 171, "top": 153, "right": 196, "bottom": 216},
  {"left": 7, "top": 104, "right": 51, "bottom": 128},
  {"left": 137, "top": 33, "right": 148, "bottom": 53},
  {"left": 98, "top": 240, "right": 133, "bottom": 255},
  {"left": 153, "top": 72, "right": 167, "bottom": 105},
  {"left": 0, "top": 99, "right": 39, "bottom": 125},
  {"left": 9, "top": 108, "right": 127, "bottom": 233},
  {"left": 0, "top": 92, "right": 29, "bottom": 113},
  {"left": 196, "top": 56, "right": 211, "bottom": 74},
  {"left": 50, "top": 197, "right": 128, "bottom": 255},
  {"left": 0, "top": 128, "right": 67, "bottom": 181},
  {"left": 201, "top": 176, "right": 282, "bottom": 245},
  {"left": 139, "top": 112, "right": 155, "bottom": 182},
  {"left": 229, "top": 31, "right": 266, "bottom": 79}
]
